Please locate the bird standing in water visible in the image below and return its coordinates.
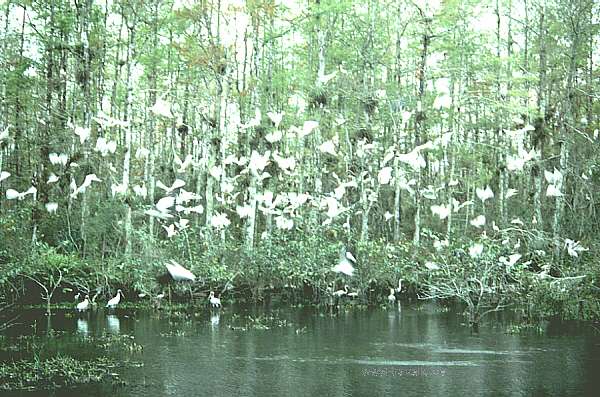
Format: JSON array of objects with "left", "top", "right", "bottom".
[
  {"left": 208, "top": 291, "right": 221, "bottom": 308},
  {"left": 106, "top": 289, "right": 124, "bottom": 309},
  {"left": 76, "top": 295, "right": 90, "bottom": 312},
  {"left": 388, "top": 288, "right": 396, "bottom": 304}
]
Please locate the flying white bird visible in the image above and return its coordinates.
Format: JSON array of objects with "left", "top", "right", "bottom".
[
  {"left": 165, "top": 260, "right": 196, "bottom": 282},
  {"left": 397, "top": 149, "right": 426, "bottom": 171},
  {"left": 332, "top": 248, "right": 356, "bottom": 276},
  {"left": 451, "top": 198, "right": 474, "bottom": 212},
  {"left": 156, "top": 179, "right": 185, "bottom": 193},
  {"left": 298, "top": 120, "right": 319, "bottom": 138},
  {"left": 174, "top": 154, "right": 194, "bottom": 173},
  {"left": 150, "top": 98, "right": 174, "bottom": 118},
  {"left": 135, "top": 148, "right": 150, "bottom": 160},
  {"left": 210, "top": 212, "right": 231, "bottom": 228},
  {"left": 6, "top": 186, "right": 36, "bottom": 200},
  {"left": 74, "top": 126, "right": 91, "bottom": 144},
  {"left": 47, "top": 173, "right": 59, "bottom": 184},
  {"left": 175, "top": 204, "right": 204, "bottom": 215},
  {"left": 265, "top": 130, "right": 283, "bottom": 143},
  {"left": 49, "top": 153, "right": 69, "bottom": 166},
  {"left": 272, "top": 152, "right": 296, "bottom": 173},
  {"left": 499, "top": 254, "right": 522, "bottom": 268},
  {"left": 424, "top": 262, "right": 440, "bottom": 271},
  {"left": 319, "top": 140, "right": 337, "bottom": 156},
  {"left": 94, "top": 137, "right": 117, "bottom": 156},
  {"left": 378, "top": 167, "right": 393, "bottom": 185},
  {"left": 431, "top": 204, "right": 451, "bottom": 220},
  {"left": 162, "top": 224, "right": 177, "bottom": 238},
  {"left": 469, "top": 243, "right": 484, "bottom": 258},
  {"left": 266, "top": 111, "right": 284, "bottom": 128},
  {"left": 45, "top": 202, "right": 59, "bottom": 213},
  {"left": 111, "top": 182, "right": 127, "bottom": 198},
  {"left": 564, "top": 239, "right": 588, "bottom": 257},
  {"left": 249, "top": 150, "right": 270, "bottom": 174},
  {"left": 544, "top": 168, "right": 562, "bottom": 185},
  {"left": 275, "top": 215, "right": 294, "bottom": 230},
  {"left": 0, "top": 127, "right": 8, "bottom": 142},
  {"left": 476, "top": 186, "right": 494, "bottom": 203},
  {"left": 133, "top": 184, "right": 147, "bottom": 198},
  {"left": 72, "top": 174, "right": 102, "bottom": 197},
  {"left": 0, "top": 171, "right": 10, "bottom": 183},
  {"left": 241, "top": 108, "right": 261, "bottom": 129},
  {"left": 506, "top": 188, "right": 518, "bottom": 198},
  {"left": 546, "top": 184, "right": 563, "bottom": 197},
  {"left": 470, "top": 215, "right": 486, "bottom": 228},
  {"left": 317, "top": 71, "right": 337, "bottom": 85}
]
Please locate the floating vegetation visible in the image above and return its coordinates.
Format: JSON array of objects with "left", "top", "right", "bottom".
[
  {"left": 0, "top": 355, "right": 121, "bottom": 391},
  {"left": 229, "top": 313, "right": 294, "bottom": 331},
  {"left": 505, "top": 323, "right": 545, "bottom": 335}
]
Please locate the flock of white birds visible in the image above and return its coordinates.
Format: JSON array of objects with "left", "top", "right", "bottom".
[{"left": 0, "top": 103, "right": 588, "bottom": 289}]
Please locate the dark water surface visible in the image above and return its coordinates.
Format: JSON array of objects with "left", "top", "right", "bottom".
[{"left": 1, "top": 304, "right": 599, "bottom": 396}]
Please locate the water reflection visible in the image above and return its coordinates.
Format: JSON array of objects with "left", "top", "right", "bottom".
[
  {"left": 76, "top": 318, "right": 89, "bottom": 336},
  {"left": 106, "top": 314, "right": 120, "bottom": 334},
  {"left": 210, "top": 312, "right": 220, "bottom": 328}
]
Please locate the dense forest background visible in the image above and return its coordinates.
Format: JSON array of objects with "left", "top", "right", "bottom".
[{"left": 0, "top": 0, "right": 598, "bottom": 320}]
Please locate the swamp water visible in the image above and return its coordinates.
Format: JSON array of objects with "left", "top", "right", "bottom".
[{"left": 1, "top": 304, "right": 598, "bottom": 396}]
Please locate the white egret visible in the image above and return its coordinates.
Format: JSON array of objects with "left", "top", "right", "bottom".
[
  {"left": 165, "top": 260, "right": 196, "bottom": 282},
  {"left": 332, "top": 247, "right": 356, "bottom": 276},
  {"left": 388, "top": 288, "right": 396, "bottom": 303},
  {"left": 396, "top": 279, "right": 403, "bottom": 294},
  {"left": 476, "top": 186, "right": 494, "bottom": 203},
  {"left": 165, "top": 260, "right": 196, "bottom": 301},
  {"left": 208, "top": 291, "right": 222, "bottom": 308},
  {"left": 0, "top": 171, "right": 10, "bottom": 183},
  {"left": 106, "top": 289, "right": 124, "bottom": 309},
  {"left": 332, "top": 285, "right": 348, "bottom": 297},
  {"left": 77, "top": 295, "right": 90, "bottom": 312}
]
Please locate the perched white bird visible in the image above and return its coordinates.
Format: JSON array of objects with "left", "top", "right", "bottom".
[
  {"left": 388, "top": 288, "right": 396, "bottom": 303},
  {"left": 332, "top": 248, "right": 356, "bottom": 276},
  {"left": 165, "top": 260, "right": 196, "bottom": 282},
  {"left": 77, "top": 295, "right": 90, "bottom": 312},
  {"left": 106, "top": 289, "right": 124, "bottom": 308},
  {"left": 208, "top": 291, "right": 221, "bottom": 308}
]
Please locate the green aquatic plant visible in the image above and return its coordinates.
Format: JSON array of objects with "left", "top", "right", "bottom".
[{"left": 0, "top": 355, "right": 119, "bottom": 391}]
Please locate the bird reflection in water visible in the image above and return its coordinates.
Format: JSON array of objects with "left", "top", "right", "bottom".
[
  {"left": 210, "top": 312, "right": 220, "bottom": 328},
  {"left": 77, "top": 318, "right": 89, "bottom": 336},
  {"left": 106, "top": 314, "right": 120, "bottom": 334}
]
